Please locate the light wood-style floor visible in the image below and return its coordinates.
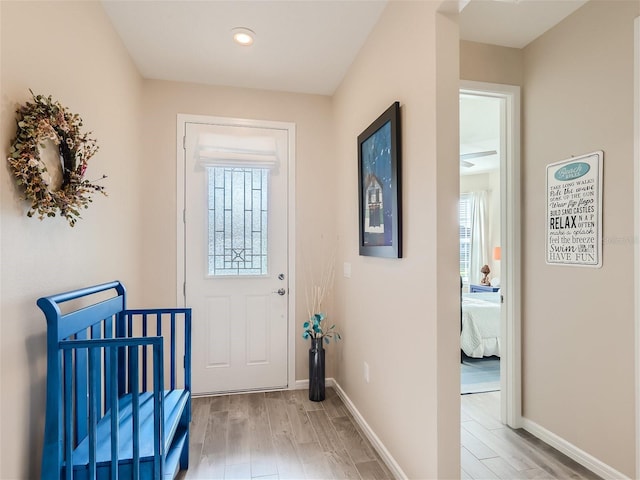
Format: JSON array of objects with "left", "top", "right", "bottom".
[
  {"left": 178, "top": 387, "right": 602, "bottom": 480},
  {"left": 178, "top": 387, "right": 394, "bottom": 480},
  {"left": 461, "top": 392, "right": 602, "bottom": 480}
]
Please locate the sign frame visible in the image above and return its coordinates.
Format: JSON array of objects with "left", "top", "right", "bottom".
[{"left": 546, "top": 151, "right": 603, "bottom": 268}]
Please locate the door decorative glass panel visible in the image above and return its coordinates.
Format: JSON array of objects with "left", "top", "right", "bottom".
[{"left": 207, "top": 166, "right": 268, "bottom": 276}]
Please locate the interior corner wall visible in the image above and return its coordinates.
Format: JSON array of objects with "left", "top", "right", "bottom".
[
  {"left": 331, "top": 2, "right": 460, "bottom": 478},
  {"left": 460, "top": 40, "right": 524, "bottom": 86},
  {"left": 0, "top": 2, "right": 144, "bottom": 478},
  {"left": 522, "top": 1, "right": 640, "bottom": 476},
  {"left": 139, "top": 80, "right": 335, "bottom": 380}
]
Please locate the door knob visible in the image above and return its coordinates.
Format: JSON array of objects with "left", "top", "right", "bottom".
[{"left": 274, "top": 288, "right": 286, "bottom": 296}]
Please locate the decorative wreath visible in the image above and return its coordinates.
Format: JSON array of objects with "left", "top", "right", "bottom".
[{"left": 7, "top": 91, "right": 106, "bottom": 227}]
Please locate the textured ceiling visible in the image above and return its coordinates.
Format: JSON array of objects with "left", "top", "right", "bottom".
[
  {"left": 102, "top": 0, "right": 588, "bottom": 95},
  {"left": 460, "top": 0, "right": 588, "bottom": 49},
  {"left": 102, "top": 0, "right": 387, "bottom": 95}
]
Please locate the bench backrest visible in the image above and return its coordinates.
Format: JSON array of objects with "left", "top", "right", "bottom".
[{"left": 38, "top": 281, "right": 191, "bottom": 479}]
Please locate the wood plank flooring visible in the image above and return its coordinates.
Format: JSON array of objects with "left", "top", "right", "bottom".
[
  {"left": 179, "top": 387, "right": 603, "bottom": 479},
  {"left": 461, "top": 392, "right": 602, "bottom": 480},
  {"left": 179, "top": 387, "right": 394, "bottom": 480}
]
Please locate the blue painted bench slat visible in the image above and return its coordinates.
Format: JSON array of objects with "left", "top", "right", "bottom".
[{"left": 38, "top": 281, "right": 192, "bottom": 480}]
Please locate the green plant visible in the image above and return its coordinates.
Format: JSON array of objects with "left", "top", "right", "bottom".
[{"left": 302, "top": 313, "right": 341, "bottom": 344}]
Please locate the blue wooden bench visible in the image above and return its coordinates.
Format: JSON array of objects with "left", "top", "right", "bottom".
[{"left": 38, "top": 281, "right": 192, "bottom": 480}]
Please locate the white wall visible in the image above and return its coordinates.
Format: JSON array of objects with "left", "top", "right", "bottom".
[
  {"left": 0, "top": 2, "right": 143, "bottom": 478},
  {"left": 332, "top": 3, "right": 460, "bottom": 477},
  {"left": 460, "top": 40, "right": 523, "bottom": 87},
  {"left": 522, "top": 1, "right": 639, "bottom": 475}
]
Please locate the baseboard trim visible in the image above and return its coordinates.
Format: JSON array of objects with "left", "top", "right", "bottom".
[
  {"left": 332, "top": 381, "right": 407, "bottom": 479},
  {"left": 293, "top": 379, "right": 407, "bottom": 479},
  {"left": 521, "top": 418, "right": 630, "bottom": 480},
  {"left": 294, "top": 378, "right": 336, "bottom": 390}
]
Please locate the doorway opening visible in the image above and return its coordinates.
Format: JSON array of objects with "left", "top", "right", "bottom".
[
  {"left": 459, "top": 92, "right": 502, "bottom": 400},
  {"left": 459, "top": 81, "right": 522, "bottom": 428}
]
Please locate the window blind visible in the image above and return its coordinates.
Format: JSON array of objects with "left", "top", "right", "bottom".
[{"left": 459, "top": 193, "right": 472, "bottom": 284}]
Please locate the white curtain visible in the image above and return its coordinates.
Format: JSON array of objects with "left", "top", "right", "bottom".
[{"left": 469, "top": 191, "right": 490, "bottom": 285}]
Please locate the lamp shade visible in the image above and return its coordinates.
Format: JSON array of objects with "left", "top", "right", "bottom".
[{"left": 493, "top": 246, "right": 501, "bottom": 261}]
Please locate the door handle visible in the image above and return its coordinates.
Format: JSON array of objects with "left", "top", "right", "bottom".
[{"left": 274, "top": 288, "right": 286, "bottom": 296}]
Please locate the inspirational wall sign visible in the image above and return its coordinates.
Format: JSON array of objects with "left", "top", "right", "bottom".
[{"left": 546, "top": 151, "right": 603, "bottom": 268}]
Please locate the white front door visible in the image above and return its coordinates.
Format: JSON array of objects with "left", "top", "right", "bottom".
[{"left": 183, "top": 119, "right": 290, "bottom": 395}]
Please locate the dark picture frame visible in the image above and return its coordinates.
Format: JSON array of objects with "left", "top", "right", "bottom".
[{"left": 358, "top": 101, "right": 402, "bottom": 258}]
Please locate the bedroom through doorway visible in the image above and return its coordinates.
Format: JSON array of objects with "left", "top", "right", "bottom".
[
  {"left": 459, "top": 81, "right": 522, "bottom": 429},
  {"left": 459, "top": 92, "right": 503, "bottom": 398}
]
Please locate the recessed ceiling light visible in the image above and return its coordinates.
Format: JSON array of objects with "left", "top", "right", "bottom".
[{"left": 232, "top": 27, "right": 255, "bottom": 47}]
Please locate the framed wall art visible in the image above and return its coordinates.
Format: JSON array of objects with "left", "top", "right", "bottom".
[
  {"left": 546, "top": 150, "right": 603, "bottom": 267},
  {"left": 358, "top": 101, "right": 402, "bottom": 258}
]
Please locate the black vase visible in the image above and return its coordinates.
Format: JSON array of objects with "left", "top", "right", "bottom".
[{"left": 308, "top": 337, "right": 326, "bottom": 402}]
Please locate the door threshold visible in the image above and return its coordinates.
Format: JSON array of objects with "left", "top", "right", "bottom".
[{"left": 192, "top": 385, "right": 288, "bottom": 398}]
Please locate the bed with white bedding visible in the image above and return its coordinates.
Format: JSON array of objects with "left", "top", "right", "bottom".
[{"left": 461, "top": 292, "right": 501, "bottom": 358}]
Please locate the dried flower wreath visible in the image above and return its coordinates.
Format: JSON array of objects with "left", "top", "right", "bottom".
[{"left": 7, "top": 91, "right": 106, "bottom": 227}]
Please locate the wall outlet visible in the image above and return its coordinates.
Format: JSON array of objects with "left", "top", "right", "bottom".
[{"left": 363, "top": 361, "right": 370, "bottom": 383}]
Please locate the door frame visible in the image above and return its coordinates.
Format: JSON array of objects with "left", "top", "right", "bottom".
[
  {"left": 175, "top": 114, "right": 297, "bottom": 391},
  {"left": 460, "top": 80, "right": 522, "bottom": 428}
]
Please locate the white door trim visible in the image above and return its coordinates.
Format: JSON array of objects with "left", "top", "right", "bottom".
[
  {"left": 634, "top": 15, "right": 640, "bottom": 480},
  {"left": 176, "top": 114, "right": 297, "bottom": 391},
  {"left": 460, "top": 80, "right": 522, "bottom": 428}
]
